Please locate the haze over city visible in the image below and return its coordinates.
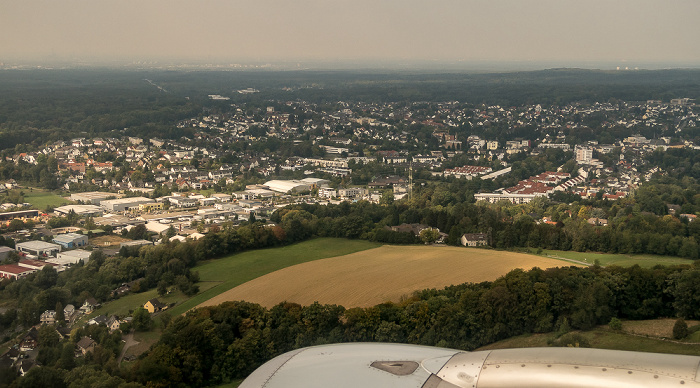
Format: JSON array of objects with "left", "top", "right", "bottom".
[{"left": 2, "top": 0, "right": 700, "bottom": 70}]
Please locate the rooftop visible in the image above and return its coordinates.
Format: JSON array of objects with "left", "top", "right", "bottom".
[{"left": 15, "top": 240, "right": 61, "bottom": 250}]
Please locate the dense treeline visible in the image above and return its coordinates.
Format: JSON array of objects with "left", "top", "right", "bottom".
[
  {"left": 121, "top": 263, "right": 699, "bottom": 386},
  {"left": 10, "top": 261, "right": 700, "bottom": 387},
  {"left": 2, "top": 69, "right": 700, "bottom": 151},
  {"left": 0, "top": 70, "right": 200, "bottom": 150},
  {"left": 4, "top": 173, "right": 700, "bottom": 336}
]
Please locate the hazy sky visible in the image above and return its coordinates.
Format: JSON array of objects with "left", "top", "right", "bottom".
[{"left": 2, "top": 0, "right": 699, "bottom": 67}]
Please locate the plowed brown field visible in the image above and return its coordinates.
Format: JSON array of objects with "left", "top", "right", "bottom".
[{"left": 197, "top": 245, "right": 577, "bottom": 309}]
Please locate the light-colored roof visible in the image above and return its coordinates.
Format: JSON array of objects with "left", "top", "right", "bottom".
[
  {"left": 54, "top": 205, "right": 103, "bottom": 214},
  {"left": 53, "top": 233, "right": 87, "bottom": 243},
  {"left": 263, "top": 180, "right": 310, "bottom": 193},
  {"left": 15, "top": 240, "right": 61, "bottom": 250},
  {"left": 241, "top": 344, "right": 700, "bottom": 388},
  {"left": 57, "top": 249, "right": 92, "bottom": 260},
  {"left": 240, "top": 343, "right": 457, "bottom": 388},
  {"left": 100, "top": 196, "right": 153, "bottom": 205}
]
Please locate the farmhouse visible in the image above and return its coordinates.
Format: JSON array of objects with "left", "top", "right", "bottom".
[
  {"left": 76, "top": 337, "right": 96, "bottom": 356},
  {"left": 461, "top": 233, "right": 489, "bottom": 247},
  {"left": 144, "top": 298, "right": 167, "bottom": 313}
]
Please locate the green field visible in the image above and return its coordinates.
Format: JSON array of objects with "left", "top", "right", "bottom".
[
  {"left": 92, "top": 238, "right": 378, "bottom": 319},
  {"left": 169, "top": 238, "right": 381, "bottom": 315},
  {"left": 22, "top": 189, "right": 70, "bottom": 210},
  {"left": 536, "top": 249, "right": 693, "bottom": 268},
  {"left": 478, "top": 328, "right": 700, "bottom": 356},
  {"left": 89, "top": 282, "right": 221, "bottom": 319}
]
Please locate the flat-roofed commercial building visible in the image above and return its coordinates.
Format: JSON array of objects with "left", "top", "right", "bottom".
[
  {"left": 119, "top": 240, "right": 153, "bottom": 249},
  {"left": 15, "top": 241, "right": 61, "bottom": 257},
  {"left": 263, "top": 180, "right": 311, "bottom": 194},
  {"left": 51, "top": 249, "right": 92, "bottom": 265},
  {"left": 0, "top": 210, "right": 40, "bottom": 222},
  {"left": 101, "top": 197, "right": 155, "bottom": 212},
  {"left": 54, "top": 205, "right": 103, "bottom": 217},
  {"left": 52, "top": 233, "right": 88, "bottom": 249},
  {"left": 18, "top": 259, "right": 62, "bottom": 271},
  {"left": 0, "top": 264, "right": 36, "bottom": 280},
  {"left": 70, "top": 191, "right": 119, "bottom": 205}
]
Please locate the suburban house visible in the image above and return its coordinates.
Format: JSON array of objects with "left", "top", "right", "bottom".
[
  {"left": 587, "top": 217, "right": 609, "bottom": 226},
  {"left": 63, "top": 304, "right": 78, "bottom": 324},
  {"left": 80, "top": 297, "right": 100, "bottom": 313},
  {"left": 461, "top": 233, "right": 489, "bottom": 247},
  {"left": 144, "top": 298, "right": 167, "bottom": 313},
  {"left": 76, "top": 337, "right": 96, "bottom": 356},
  {"left": 87, "top": 315, "right": 108, "bottom": 326},
  {"left": 390, "top": 223, "right": 432, "bottom": 235},
  {"left": 107, "top": 316, "right": 121, "bottom": 332},
  {"left": 111, "top": 283, "right": 131, "bottom": 298},
  {"left": 40, "top": 310, "right": 56, "bottom": 325},
  {"left": 19, "top": 328, "right": 38, "bottom": 352},
  {"left": 18, "top": 359, "right": 35, "bottom": 376}
]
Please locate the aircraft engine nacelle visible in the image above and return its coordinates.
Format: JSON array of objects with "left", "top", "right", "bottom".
[{"left": 240, "top": 343, "right": 700, "bottom": 388}]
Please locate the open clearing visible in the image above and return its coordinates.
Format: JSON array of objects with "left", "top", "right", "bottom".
[
  {"left": 169, "top": 238, "right": 381, "bottom": 315},
  {"left": 199, "top": 246, "right": 578, "bottom": 309},
  {"left": 537, "top": 249, "right": 692, "bottom": 268},
  {"left": 479, "top": 318, "right": 700, "bottom": 356},
  {"left": 21, "top": 189, "right": 70, "bottom": 209}
]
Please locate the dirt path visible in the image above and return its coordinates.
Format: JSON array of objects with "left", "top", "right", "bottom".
[{"left": 118, "top": 332, "right": 139, "bottom": 363}]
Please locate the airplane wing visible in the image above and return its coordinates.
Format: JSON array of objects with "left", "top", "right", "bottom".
[{"left": 240, "top": 343, "right": 700, "bottom": 387}]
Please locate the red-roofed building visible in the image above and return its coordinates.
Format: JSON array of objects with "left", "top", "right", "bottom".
[
  {"left": 0, "top": 264, "right": 36, "bottom": 280},
  {"left": 18, "top": 259, "right": 61, "bottom": 271}
]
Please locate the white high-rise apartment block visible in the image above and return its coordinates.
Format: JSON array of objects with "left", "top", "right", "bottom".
[{"left": 575, "top": 146, "right": 593, "bottom": 163}]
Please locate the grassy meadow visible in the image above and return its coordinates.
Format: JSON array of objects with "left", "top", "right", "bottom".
[
  {"left": 534, "top": 249, "right": 693, "bottom": 268},
  {"left": 21, "top": 189, "right": 70, "bottom": 209}
]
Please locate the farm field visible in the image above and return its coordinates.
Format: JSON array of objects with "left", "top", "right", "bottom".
[
  {"left": 199, "top": 245, "right": 579, "bottom": 309},
  {"left": 536, "top": 249, "right": 692, "bottom": 268},
  {"left": 168, "top": 238, "right": 382, "bottom": 315}
]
